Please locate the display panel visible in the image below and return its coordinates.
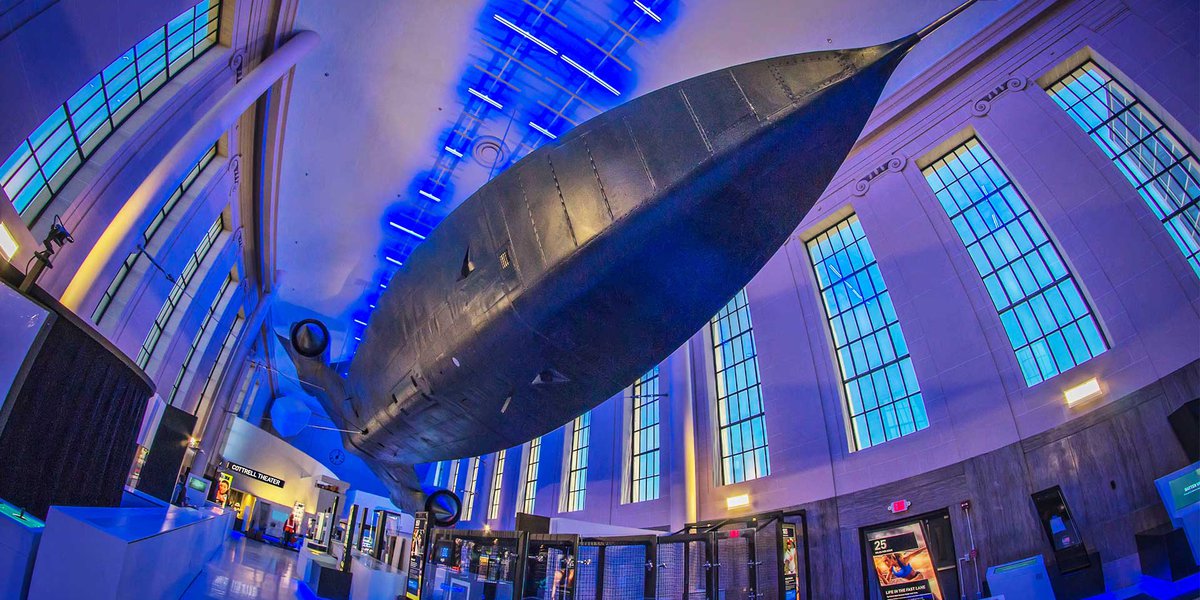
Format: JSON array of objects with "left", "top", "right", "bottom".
[
  {"left": 214, "top": 472, "right": 233, "bottom": 506},
  {"left": 866, "top": 523, "right": 943, "bottom": 600},
  {"left": 782, "top": 524, "right": 800, "bottom": 600},
  {"left": 422, "top": 529, "right": 522, "bottom": 600},
  {"left": 1157, "top": 462, "right": 1200, "bottom": 517},
  {"left": 1031, "top": 486, "right": 1090, "bottom": 573}
]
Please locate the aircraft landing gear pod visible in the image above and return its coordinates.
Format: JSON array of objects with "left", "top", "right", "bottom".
[{"left": 425, "top": 489, "right": 462, "bottom": 527}]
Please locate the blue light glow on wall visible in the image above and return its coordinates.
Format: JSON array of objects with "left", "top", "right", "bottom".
[{"left": 343, "top": 0, "right": 678, "bottom": 354}]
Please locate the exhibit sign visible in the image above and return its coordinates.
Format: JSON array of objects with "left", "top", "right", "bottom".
[
  {"left": 782, "top": 523, "right": 800, "bottom": 599},
  {"left": 407, "top": 512, "right": 429, "bottom": 600},
  {"left": 214, "top": 472, "right": 233, "bottom": 506},
  {"left": 227, "top": 461, "right": 285, "bottom": 488},
  {"left": 867, "top": 523, "right": 943, "bottom": 600}
]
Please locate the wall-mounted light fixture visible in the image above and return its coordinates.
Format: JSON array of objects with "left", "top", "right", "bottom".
[
  {"left": 0, "top": 222, "right": 17, "bottom": 261},
  {"left": 1064, "top": 377, "right": 1102, "bottom": 406},
  {"left": 726, "top": 494, "right": 750, "bottom": 510}
]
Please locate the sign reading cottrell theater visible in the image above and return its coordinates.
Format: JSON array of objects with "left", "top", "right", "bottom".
[{"left": 227, "top": 461, "right": 285, "bottom": 488}]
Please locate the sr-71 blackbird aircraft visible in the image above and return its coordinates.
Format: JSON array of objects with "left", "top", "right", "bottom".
[{"left": 284, "top": 1, "right": 979, "bottom": 521}]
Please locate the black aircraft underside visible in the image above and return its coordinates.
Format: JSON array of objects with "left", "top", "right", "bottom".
[{"left": 284, "top": 3, "right": 977, "bottom": 513}]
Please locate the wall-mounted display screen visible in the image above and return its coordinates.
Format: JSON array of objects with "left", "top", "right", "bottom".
[{"left": 1157, "top": 462, "right": 1200, "bottom": 517}]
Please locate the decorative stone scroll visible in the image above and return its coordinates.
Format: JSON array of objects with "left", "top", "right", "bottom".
[
  {"left": 852, "top": 155, "right": 907, "bottom": 197},
  {"left": 972, "top": 76, "right": 1027, "bottom": 117},
  {"left": 230, "top": 52, "right": 246, "bottom": 83},
  {"left": 229, "top": 153, "right": 242, "bottom": 196}
]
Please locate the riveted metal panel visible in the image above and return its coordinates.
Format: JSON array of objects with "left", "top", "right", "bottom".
[
  {"left": 622, "top": 87, "right": 712, "bottom": 192},
  {"left": 578, "top": 121, "right": 655, "bottom": 221},
  {"left": 515, "top": 158, "right": 578, "bottom": 268},
  {"left": 679, "top": 70, "right": 759, "bottom": 155},
  {"left": 547, "top": 137, "right": 614, "bottom": 247}
]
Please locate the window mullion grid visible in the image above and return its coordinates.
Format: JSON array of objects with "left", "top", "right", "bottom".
[
  {"left": 809, "top": 215, "right": 926, "bottom": 451},
  {"left": 1154, "top": 183, "right": 1200, "bottom": 224},
  {"left": 1055, "top": 63, "right": 1200, "bottom": 278},
  {"left": 1129, "top": 150, "right": 1195, "bottom": 219},
  {"left": 61, "top": 102, "right": 87, "bottom": 164},
  {"left": 22, "top": 139, "right": 50, "bottom": 215},
  {"left": 0, "top": 143, "right": 33, "bottom": 190},
  {"left": 1106, "top": 123, "right": 1167, "bottom": 165},
  {"left": 163, "top": 23, "right": 175, "bottom": 79},
  {"left": 629, "top": 369, "right": 660, "bottom": 503},
  {"left": 925, "top": 139, "right": 1108, "bottom": 386},
  {"left": 816, "top": 254, "right": 877, "bottom": 295},
  {"left": 98, "top": 64, "right": 118, "bottom": 134}
]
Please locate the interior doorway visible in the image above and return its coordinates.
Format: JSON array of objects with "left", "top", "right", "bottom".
[{"left": 860, "top": 508, "right": 960, "bottom": 600}]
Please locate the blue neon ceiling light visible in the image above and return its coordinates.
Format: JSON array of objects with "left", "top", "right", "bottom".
[{"left": 344, "top": 0, "right": 676, "bottom": 360}]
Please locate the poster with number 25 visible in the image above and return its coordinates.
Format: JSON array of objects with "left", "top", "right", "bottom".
[{"left": 867, "top": 523, "right": 942, "bottom": 600}]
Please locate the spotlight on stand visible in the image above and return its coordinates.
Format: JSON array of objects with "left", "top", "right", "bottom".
[{"left": 19, "top": 215, "right": 73, "bottom": 293}]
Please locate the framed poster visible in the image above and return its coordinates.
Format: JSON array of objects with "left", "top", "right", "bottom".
[
  {"left": 866, "top": 523, "right": 942, "bottom": 600},
  {"left": 782, "top": 523, "right": 800, "bottom": 600},
  {"left": 214, "top": 472, "right": 233, "bottom": 506}
]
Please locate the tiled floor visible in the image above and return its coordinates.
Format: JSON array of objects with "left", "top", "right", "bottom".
[
  {"left": 1082, "top": 572, "right": 1200, "bottom": 600},
  {"left": 181, "top": 535, "right": 302, "bottom": 600}
]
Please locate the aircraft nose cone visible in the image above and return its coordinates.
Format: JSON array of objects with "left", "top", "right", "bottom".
[{"left": 290, "top": 319, "right": 330, "bottom": 358}]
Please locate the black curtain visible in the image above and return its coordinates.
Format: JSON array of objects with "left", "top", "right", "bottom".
[
  {"left": 138, "top": 404, "right": 196, "bottom": 502},
  {"left": 0, "top": 315, "right": 152, "bottom": 519}
]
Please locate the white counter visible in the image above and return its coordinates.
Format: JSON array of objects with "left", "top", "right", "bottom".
[
  {"left": 27, "top": 505, "right": 232, "bottom": 600},
  {"left": 0, "top": 500, "right": 44, "bottom": 599}
]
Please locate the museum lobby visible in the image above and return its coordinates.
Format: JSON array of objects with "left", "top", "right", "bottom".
[{"left": 0, "top": 0, "right": 1196, "bottom": 598}]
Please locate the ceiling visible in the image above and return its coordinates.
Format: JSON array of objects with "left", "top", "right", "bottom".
[
  {"left": 273, "top": 0, "right": 1019, "bottom": 361},
  {"left": 264, "top": 0, "right": 1020, "bottom": 490}
]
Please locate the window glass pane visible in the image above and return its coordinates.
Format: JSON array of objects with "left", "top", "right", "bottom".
[
  {"left": 563, "top": 412, "right": 590, "bottom": 512},
  {"left": 488, "top": 449, "right": 506, "bottom": 521},
  {"left": 1048, "top": 61, "right": 1200, "bottom": 278},
  {"left": 93, "top": 145, "right": 218, "bottom": 324},
  {"left": 807, "top": 214, "right": 928, "bottom": 450},
  {"left": 1, "top": 0, "right": 220, "bottom": 221},
  {"left": 166, "top": 273, "right": 236, "bottom": 404},
  {"left": 462, "top": 457, "right": 480, "bottom": 521},
  {"left": 709, "top": 289, "right": 771, "bottom": 482},
  {"left": 922, "top": 138, "right": 1107, "bottom": 386},
  {"left": 629, "top": 365, "right": 662, "bottom": 502},
  {"left": 136, "top": 214, "right": 225, "bottom": 368}
]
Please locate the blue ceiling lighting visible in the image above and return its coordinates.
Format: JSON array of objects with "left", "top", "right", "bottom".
[
  {"left": 417, "top": 190, "right": 442, "bottom": 203},
  {"left": 389, "top": 221, "right": 427, "bottom": 240},
  {"left": 342, "top": 0, "right": 677, "bottom": 362},
  {"left": 528, "top": 121, "right": 558, "bottom": 139}
]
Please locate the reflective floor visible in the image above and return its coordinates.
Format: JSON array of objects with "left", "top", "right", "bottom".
[
  {"left": 181, "top": 534, "right": 301, "bottom": 600},
  {"left": 178, "top": 531, "right": 1200, "bottom": 600}
]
